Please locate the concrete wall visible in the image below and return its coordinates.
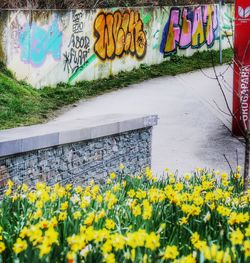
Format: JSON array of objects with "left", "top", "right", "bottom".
[
  {"left": 0, "top": 114, "right": 158, "bottom": 191},
  {"left": 0, "top": 4, "right": 234, "bottom": 88}
]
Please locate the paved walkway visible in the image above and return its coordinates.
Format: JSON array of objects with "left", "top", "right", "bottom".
[{"left": 51, "top": 65, "right": 244, "bottom": 175}]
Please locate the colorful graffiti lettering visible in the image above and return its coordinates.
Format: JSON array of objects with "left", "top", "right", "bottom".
[
  {"left": 94, "top": 10, "right": 147, "bottom": 60},
  {"left": 160, "top": 5, "right": 218, "bottom": 56},
  {"left": 19, "top": 19, "right": 62, "bottom": 66}
]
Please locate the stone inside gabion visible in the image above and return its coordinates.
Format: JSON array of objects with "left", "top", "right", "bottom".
[{"left": 0, "top": 128, "right": 152, "bottom": 190}]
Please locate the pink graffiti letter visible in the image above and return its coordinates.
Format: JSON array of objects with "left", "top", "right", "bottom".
[
  {"left": 179, "top": 8, "right": 192, "bottom": 48},
  {"left": 212, "top": 6, "right": 218, "bottom": 32},
  {"left": 203, "top": 5, "right": 216, "bottom": 47}
]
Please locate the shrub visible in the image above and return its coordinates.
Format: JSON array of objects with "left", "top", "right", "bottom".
[{"left": 0, "top": 0, "right": 234, "bottom": 9}]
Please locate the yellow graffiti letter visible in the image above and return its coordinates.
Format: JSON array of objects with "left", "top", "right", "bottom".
[{"left": 192, "top": 7, "right": 205, "bottom": 47}]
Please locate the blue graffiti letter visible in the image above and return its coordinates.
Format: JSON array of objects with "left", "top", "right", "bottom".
[{"left": 19, "top": 19, "right": 62, "bottom": 66}]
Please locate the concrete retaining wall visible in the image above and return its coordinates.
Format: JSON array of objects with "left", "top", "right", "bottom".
[
  {"left": 0, "top": 4, "right": 234, "bottom": 88},
  {"left": 0, "top": 115, "right": 158, "bottom": 190}
]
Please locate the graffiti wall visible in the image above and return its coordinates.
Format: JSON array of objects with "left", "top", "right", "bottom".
[{"left": 0, "top": 4, "right": 233, "bottom": 88}]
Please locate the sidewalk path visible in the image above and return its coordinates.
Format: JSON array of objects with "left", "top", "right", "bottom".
[{"left": 51, "top": 65, "right": 244, "bottom": 175}]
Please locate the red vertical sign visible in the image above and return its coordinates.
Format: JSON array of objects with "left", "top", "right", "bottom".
[{"left": 232, "top": 0, "right": 250, "bottom": 136}]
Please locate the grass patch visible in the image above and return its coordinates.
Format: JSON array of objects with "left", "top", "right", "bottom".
[{"left": 0, "top": 49, "right": 233, "bottom": 130}]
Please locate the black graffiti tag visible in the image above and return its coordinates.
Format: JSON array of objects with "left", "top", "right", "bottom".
[
  {"left": 63, "top": 16, "right": 90, "bottom": 74},
  {"left": 63, "top": 48, "right": 89, "bottom": 74},
  {"left": 68, "top": 34, "right": 89, "bottom": 49},
  {"left": 72, "top": 12, "right": 84, "bottom": 34}
]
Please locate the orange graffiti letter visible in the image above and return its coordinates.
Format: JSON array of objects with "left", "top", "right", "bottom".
[
  {"left": 123, "top": 12, "right": 131, "bottom": 53},
  {"left": 94, "top": 13, "right": 106, "bottom": 60},
  {"left": 135, "top": 18, "right": 146, "bottom": 58},
  {"left": 94, "top": 12, "right": 115, "bottom": 60},
  {"left": 113, "top": 11, "right": 125, "bottom": 57},
  {"left": 105, "top": 14, "right": 115, "bottom": 59},
  {"left": 128, "top": 10, "right": 137, "bottom": 54}
]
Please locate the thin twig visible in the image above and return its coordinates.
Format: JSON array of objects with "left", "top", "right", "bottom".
[
  {"left": 212, "top": 99, "right": 231, "bottom": 116},
  {"left": 223, "top": 154, "right": 233, "bottom": 174}
]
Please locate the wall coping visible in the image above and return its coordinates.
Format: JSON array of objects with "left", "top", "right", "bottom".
[{"left": 0, "top": 114, "right": 158, "bottom": 157}]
